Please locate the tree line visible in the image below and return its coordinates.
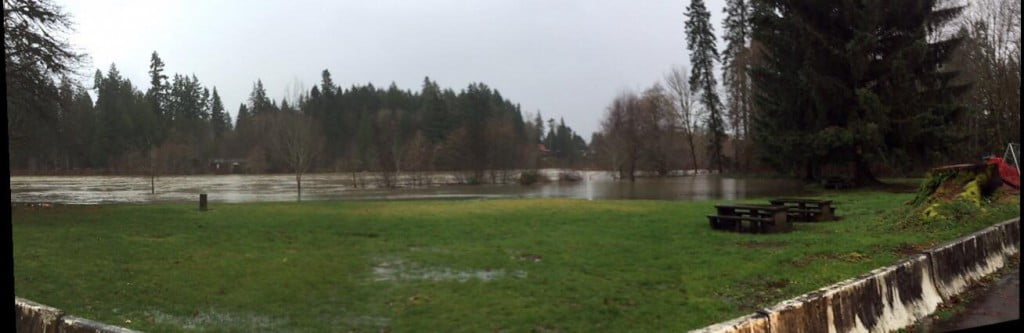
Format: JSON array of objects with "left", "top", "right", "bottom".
[
  {"left": 7, "top": 51, "right": 592, "bottom": 182},
  {"left": 592, "top": 0, "right": 1020, "bottom": 184}
]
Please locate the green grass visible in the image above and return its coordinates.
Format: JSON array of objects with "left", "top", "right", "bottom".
[{"left": 12, "top": 190, "right": 1019, "bottom": 332}]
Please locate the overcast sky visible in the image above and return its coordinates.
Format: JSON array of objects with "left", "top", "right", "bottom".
[{"left": 57, "top": 0, "right": 727, "bottom": 138}]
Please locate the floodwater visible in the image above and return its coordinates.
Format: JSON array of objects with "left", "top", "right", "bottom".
[{"left": 9, "top": 170, "right": 806, "bottom": 204}]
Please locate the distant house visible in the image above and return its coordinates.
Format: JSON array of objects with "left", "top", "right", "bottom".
[
  {"left": 538, "top": 144, "right": 551, "bottom": 155},
  {"left": 209, "top": 159, "right": 245, "bottom": 174}
]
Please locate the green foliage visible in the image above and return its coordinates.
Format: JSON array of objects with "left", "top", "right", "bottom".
[
  {"left": 885, "top": 195, "right": 1016, "bottom": 232},
  {"left": 751, "top": 0, "right": 968, "bottom": 182},
  {"left": 542, "top": 118, "right": 587, "bottom": 167},
  {"left": 911, "top": 170, "right": 952, "bottom": 205},
  {"left": 896, "top": 163, "right": 1014, "bottom": 229}
]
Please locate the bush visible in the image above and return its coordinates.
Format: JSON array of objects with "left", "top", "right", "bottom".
[{"left": 519, "top": 170, "right": 544, "bottom": 185}]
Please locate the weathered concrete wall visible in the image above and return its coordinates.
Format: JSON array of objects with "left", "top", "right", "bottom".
[
  {"left": 15, "top": 298, "right": 64, "bottom": 333},
  {"left": 927, "top": 218, "right": 1020, "bottom": 300},
  {"left": 14, "top": 297, "right": 139, "bottom": 333},
  {"left": 690, "top": 312, "right": 770, "bottom": 333},
  {"left": 58, "top": 315, "right": 138, "bottom": 333},
  {"left": 690, "top": 217, "right": 1020, "bottom": 333}
]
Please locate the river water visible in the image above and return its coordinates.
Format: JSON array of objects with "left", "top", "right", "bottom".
[{"left": 9, "top": 170, "right": 806, "bottom": 204}]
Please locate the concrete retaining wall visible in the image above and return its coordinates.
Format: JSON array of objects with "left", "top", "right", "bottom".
[
  {"left": 690, "top": 217, "right": 1020, "bottom": 333},
  {"left": 15, "top": 297, "right": 138, "bottom": 333},
  {"left": 927, "top": 218, "right": 1020, "bottom": 300}
]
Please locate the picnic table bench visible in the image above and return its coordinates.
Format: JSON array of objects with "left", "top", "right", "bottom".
[
  {"left": 708, "top": 204, "right": 791, "bottom": 233},
  {"left": 769, "top": 198, "right": 835, "bottom": 222}
]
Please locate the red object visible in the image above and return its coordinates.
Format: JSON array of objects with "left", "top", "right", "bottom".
[{"left": 986, "top": 157, "right": 1020, "bottom": 189}]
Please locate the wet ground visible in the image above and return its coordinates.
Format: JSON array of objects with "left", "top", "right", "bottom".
[
  {"left": 933, "top": 266, "right": 1019, "bottom": 332},
  {"left": 9, "top": 170, "right": 807, "bottom": 204},
  {"left": 912, "top": 264, "right": 1020, "bottom": 332}
]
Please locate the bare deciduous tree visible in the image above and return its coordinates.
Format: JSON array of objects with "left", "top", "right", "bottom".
[
  {"left": 269, "top": 112, "right": 323, "bottom": 201},
  {"left": 637, "top": 84, "right": 679, "bottom": 176},
  {"left": 600, "top": 91, "right": 642, "bottom": 181},
  {"left": 374, "top": 108, "right": 403, "bottom": 188},
  {"left": 951, "top": 0, "right": 1021, "bottom": 155},
  {"left": 665, "top": 65, "right": 702, "bottom": 172},
  {"left": 402, "top": 131, "right": 432, "bottom": 186}
]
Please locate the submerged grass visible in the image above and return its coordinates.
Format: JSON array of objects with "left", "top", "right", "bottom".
[{"left": 12, "top": 190, "right": 1019, "bottom": 332}]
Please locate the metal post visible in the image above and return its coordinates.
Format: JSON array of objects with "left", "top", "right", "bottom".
[
  {"left": 1005, "top": 143, "right": 1020, "bottom": 175},
  {"left": 199, "top": 193, "right": 208, "bottom": 211}
]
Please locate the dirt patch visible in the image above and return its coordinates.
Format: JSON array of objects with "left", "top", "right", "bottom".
[
  {"left": 789, "top": 252, "right": 871, "bottom": 267},
  {"left": 892, "top": 242, "right": 938, "bottom": 257},
  {"left": 717, "top": 277, "right": 792, "bottom": 311},
  {"left": 338, "top": 231, "right": 380, "bottom": 238}
]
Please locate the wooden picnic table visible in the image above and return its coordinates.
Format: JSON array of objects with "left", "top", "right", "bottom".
[
  {"left": 708, "top": 204, "right": 791, "bottom": 233},
  {"left": 769, "top": 198, "right": 835, "bottom": 222}
]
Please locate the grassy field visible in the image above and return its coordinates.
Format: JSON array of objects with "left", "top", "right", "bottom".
[{"left": 12, "top": 190, "right": 1019, "bottom": 332}]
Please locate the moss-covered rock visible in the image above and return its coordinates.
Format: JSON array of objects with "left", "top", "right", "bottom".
[{"left": 912, "top": 163, "right": 1001, "bottom": 219}]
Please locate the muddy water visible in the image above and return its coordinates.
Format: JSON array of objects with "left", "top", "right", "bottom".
[{"left": 9, "top": 170, "right": 806, "bottom": 204}]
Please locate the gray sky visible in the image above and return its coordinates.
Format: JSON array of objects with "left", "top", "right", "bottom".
[{"left": 57, "top": 0, "right": 727, "bottom": 138}]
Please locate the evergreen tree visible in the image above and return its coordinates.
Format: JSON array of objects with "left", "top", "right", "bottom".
[
  {"left": 751, "top": 0, "right": 968, "bottom": 184},
  {"left": 4, "top": 0, "right": 83, "bottom": 125},
  {"left": 320, "top": 69, "right": 335, "bottom": 97},
  {"left": 685, "top": 0, "right": 726, "bottom": 173},
  {"left": 721, "top": 0, "right": 755, "bottom": 169},
  {"left": 210, "top": 87, "right": 229, "bottom": 138},
  {"left": 147, "top": 52, "right": 169, "bottom": 121},
  {"left": 235, "top": 104, "right": 250, "bottom": 130},
  {"left": 93, "top": 64, "right": 153, "bottom": 167},
  {"left": 249, "top": 79, "right": 274, "bottom": 114},
  {"left": 421, "top": 77, "right": 448, "bottom": 144}
]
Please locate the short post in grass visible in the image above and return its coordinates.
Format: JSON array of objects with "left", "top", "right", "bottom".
[{"left": 199, "top": 193, "right": 208, "bottom": 211}]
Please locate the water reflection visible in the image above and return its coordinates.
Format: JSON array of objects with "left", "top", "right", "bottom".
[{"left": 9, "top": 170, "right": 805, "bottom": 204}]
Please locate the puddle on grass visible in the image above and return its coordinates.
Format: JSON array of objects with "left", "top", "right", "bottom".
[
  {"left": 407, "top": 246, "right": 451, "bottom": 254},
  {"left": 372, "top": 258, "right": 527, "bottom": 282},
  {"left": 145, "top": 308, "right": 286, "bottom": 331}
]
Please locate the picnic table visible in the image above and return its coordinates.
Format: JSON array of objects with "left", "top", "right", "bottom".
[
  {"left": 708, "top": 204, "right": 791, "bottom": 233},
  {"left": 769, "top": 198, "right": 835, "bottom": 222}
]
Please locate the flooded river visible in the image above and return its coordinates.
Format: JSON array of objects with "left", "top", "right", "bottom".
[{"left": 9, "top": 170, "right": 806, "bottom": 204}]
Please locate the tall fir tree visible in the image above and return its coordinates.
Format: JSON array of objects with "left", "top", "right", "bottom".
[
  {"left": 685, "top": 0, "right": 726, "bottom": 173},
  {"left": 421, "top": 77, "right": 448, "bottom": 144},
  {"left": 751, "top": 0, "right": 968, "bottom": 184},
  {"left": 248, "top": 79, "right": 274, "bottom": 114},
  {"left": 210, "top": 87, "right": 229, "bottom": 138},
  {"left": 146, "top": 51, "right": 169, "bottom": 142}
]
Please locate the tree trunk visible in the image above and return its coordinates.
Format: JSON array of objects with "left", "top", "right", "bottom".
[
  {"left": 687, "top": 133, "right": 699, "bottom": 173},
  {"left": 851, "top": 145, "right": 882, "bottom": 186},
  {"left": 628, "top": 158, "right": 636, "bottom": 182},
  {"left": 150, "top": 151, "right": 156, "bottom": 195},
  {"left": 296, "top": 172, "right": 302, "bottom": 201},
  {"left": 852, "top": 157, "right": 882, "bottom": 187},
  {"left": 732, "top": 137, "right": 740, "bottom": 173}
]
